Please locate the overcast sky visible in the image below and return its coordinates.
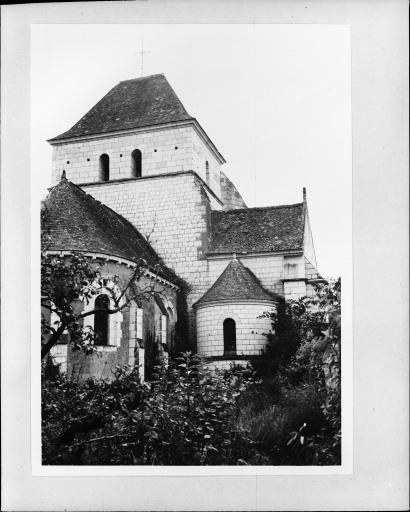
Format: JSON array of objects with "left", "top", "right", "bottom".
[{"left": 31, "top": 24, "right": 351, "bottom": 278}]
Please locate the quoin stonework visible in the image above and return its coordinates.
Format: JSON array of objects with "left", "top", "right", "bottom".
[{"left": 42, "top": 73, "right": 324, "bottom": 379}]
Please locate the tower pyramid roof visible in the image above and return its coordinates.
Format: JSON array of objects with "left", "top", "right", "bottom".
[{"left": 49, "top": 74, "right": 193, "bottom": 142}]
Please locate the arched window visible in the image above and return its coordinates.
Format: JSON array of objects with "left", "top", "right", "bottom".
[
  {"left": 223, "top": 318, "right": 236, "bottom": 355},
  {"left": 99, "top": 154, "right": 109, "bottom": 181},
  {"left": 131, "top": 149, "right": 142, "bottom": 178},
  {"left": 205, "top": 160, "right": 210, "bottom": 186},
  {"left": 94, "top": 294, "right": 110, "bottom": 345},
  {"left": 166, "top": 306, "right": 175, "bottom": 353}
]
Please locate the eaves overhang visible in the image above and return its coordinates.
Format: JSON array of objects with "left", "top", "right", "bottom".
[
  {"left": 75, "top": 170, "right": 224, "bottom": 207},
  {"left": 43, "top": 249, "right": 180, "bottom": 292},
  {"left": 193, "top": 297, "right": 278, "bottom": 310},
  {"left": 206, "top": 249, "right": 304, "bottom": 260},
  {"left": 47, "top": 118, "right": 226, "bottom": 165}
]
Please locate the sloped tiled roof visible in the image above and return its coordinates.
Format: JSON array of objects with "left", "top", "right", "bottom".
[
  {"left": 194, "top": 259, "right": 278, "bottom": 306},
  {"left": 209, "top": 203, "right": 306, "bottom": 255},
  {"left": 49, "top": 74, "right": 193, "bottom": 142},
  {"left": 41, "top": 177, "right": 177, "bottom": 282}
]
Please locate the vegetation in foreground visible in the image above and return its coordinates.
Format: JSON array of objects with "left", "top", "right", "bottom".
[{"left": 42, "top": 279, "right": 341, "bottom": 466}]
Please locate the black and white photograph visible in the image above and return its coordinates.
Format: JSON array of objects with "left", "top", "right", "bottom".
[
  {"left": 35, "top": 23, "right": 349, "bottom": 467},
  {"left": 1, "top": 1, "right": 408, "bottom": 510}
]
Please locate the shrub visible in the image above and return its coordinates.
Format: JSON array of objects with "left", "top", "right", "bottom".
[
  {"left": 245, "top": 279, "right": 341, "bottom": 465},
  {"left": 42, "top": 279, "right": 342, "bottom": 466},
  {"left": 42, "top": 353, "right": 268, "bottom": 465}
]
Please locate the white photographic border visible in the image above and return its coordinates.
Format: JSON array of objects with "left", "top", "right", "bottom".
[{"left": 2, "top": 1, "right": 408, "bottom": 510}]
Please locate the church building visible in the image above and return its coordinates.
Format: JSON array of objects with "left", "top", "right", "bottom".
[{"left": 42, "top": 73, "right": 323, "bottom": 378}]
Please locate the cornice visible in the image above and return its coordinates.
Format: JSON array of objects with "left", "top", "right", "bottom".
[
  {"left": 206, "top": 249, "right": 303, "bottom": 260},
  {"left": 193, "top": 298, "right": 277, "bottom": 310},
  {"left": 48, "top": 119, "right": 226, "bottom": 165},
  {"left": 77, "top": 170, "right": 224, "bottom": 207}
]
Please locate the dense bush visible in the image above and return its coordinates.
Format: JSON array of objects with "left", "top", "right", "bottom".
[
  {"left": 242, "top": 278, "right": 341, "bottom": 465},
  {"left": 42, "top": 353, "right": 268, "bottom": 465},
  {"left": 42, "top": 280, "right": 341, "bottom": 466}
]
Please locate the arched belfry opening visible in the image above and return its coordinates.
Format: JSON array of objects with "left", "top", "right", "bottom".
[
  {"left": 223, "top": 318, "right": 236, "bottom": 355},
  {"left": 131, "top": 149, "right": 142, "bottom": 178},
  {"left": 94, "top": 294, "right": 110, "bottom": 345},
  {"left": 99, "top": 154, "right": 110, "bottom": 181}
]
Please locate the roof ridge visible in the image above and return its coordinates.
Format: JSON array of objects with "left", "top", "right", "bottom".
[
  {"left": 48, "top": 73, "right": 194, "bottom": 142},
  {"left": 213, "top": 202, "right": 304, "bottom": 215},
  {"left": 119, "top": 73, "right": 165, "bottom": 84}
]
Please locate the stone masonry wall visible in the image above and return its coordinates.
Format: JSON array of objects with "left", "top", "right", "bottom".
[
  {"left": 192, "top": 130, "right": 222, "bottom": 198},
  {"left": 283, "top": 280, "right": 307, "bottom": 300},
  {"left": 52, "top": 126, "right": 192, "bottom": 184},
  {"left": 196, "top": 302, "right": 274, "bottom": 358},
  {"left": 80, "top": 173, "right": 215, "bottom": 344},
  {"left": 51, "top": 125, "right": 222, "bottom": 200}
]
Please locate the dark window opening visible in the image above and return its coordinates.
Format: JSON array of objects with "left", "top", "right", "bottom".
[
  {"left": 94, "top": 294, "right": 110, "bottom": 346},
  {"left": 205, "top": 160, "right": 210, "bottom": 186},
  {"left": 223, "top": 318, "right": 236, "bottom": 355},
  {"left": 66, "top": 161, "right": 70, "bottom": 164},
  {"left": 154, "top": 149, "right": 157, "bottom": 152},
  {"left": 131, "top": 149, "right": 142, "bottom": 178},
  {"left": 87, "top": 158, "right": 90, "bottom": 162},
  {"left": 175, "top": 146, "right": 178, "bottom": 150},
  {"left": 99, "top": 154, "right": 109, "bottom": 181}
]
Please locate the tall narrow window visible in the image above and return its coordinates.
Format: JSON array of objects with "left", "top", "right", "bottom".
[
  {"left": 131, "top": 149, "right": 142, "bottom": 177},
  {"left": 223, "top": 318, "right": 236, "bottom": 355},
  {"left": 284, "top": 263, "right": 298, "bottom": 278},
  {"left": 94, "top": 294, "right": 110, "bottom": 345},
  {"left": 205, "top": 160, "right": 210, "bottom": 186},
  {"left": 99, "top": 154, "right": 109, "bottom": 181}
]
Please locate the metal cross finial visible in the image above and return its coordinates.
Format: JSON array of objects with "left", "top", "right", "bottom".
[{"left": 138, "top": 40, "right": 150, "bottom": 77}]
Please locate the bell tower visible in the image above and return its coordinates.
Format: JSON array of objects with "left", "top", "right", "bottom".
[
  {"left": 48, "top": 74, "right": 225, "bottom": 201},
  {"left": 48, "top": 73, "right": 248, "bottom": 345}
]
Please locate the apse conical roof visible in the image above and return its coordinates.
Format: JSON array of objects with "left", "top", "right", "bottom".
[{"left": 194, "top": 258, "right": 278, "bottom": 306}]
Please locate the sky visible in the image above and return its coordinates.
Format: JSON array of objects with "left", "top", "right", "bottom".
[{"left": 31, "top": 24, "right": 351, "bottom": 278}]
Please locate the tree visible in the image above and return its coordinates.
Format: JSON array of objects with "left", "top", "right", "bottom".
[
  {"left": 250, "top": 279, "right": 341, "bottom": 464},
  {"left": 259, "top": 279, "right": 341, "bottom": 375},
  {"left": 285, "top": 278, "right": 341, "bottom": 387},
  {"left": 41, "top": 251, "right": 161, "bottom": 359}
]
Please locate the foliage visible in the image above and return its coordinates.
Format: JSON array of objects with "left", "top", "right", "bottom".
[
  {"left": 42, "top": 278, "right": 342, "bottom": 466},
  {"left": 254, "top": 298, "right": 301, "bottom": 376},
  {"left": 41, "top": 252, "right": 154, "bottom": 359},
  {"left": 42, "top": 353, "right": 268, "bottom": 465},
  {"left": 247, "top": 278, "right": 342, "bottom": 465}
]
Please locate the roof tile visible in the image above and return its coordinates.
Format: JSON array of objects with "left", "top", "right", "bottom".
[
  {"left": 194, "top": 258, "right": 279, "bottom": 306},
  {"left": 209, "top": 203, "right": 306, "bottom": 254},
  {"left": 41, "top": 177, "right": 177, "bottom": 283},
  {"left": 49, "top": 74, "right": 193, "bottom": 142}
]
